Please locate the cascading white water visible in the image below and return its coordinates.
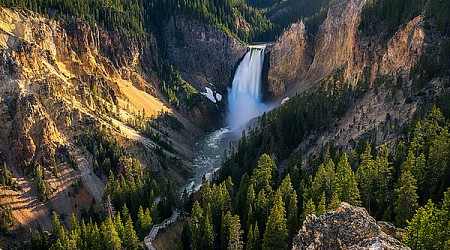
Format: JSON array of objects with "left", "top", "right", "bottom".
[{"left": 228, "top": 47, "right": 268, "bottom": 132}]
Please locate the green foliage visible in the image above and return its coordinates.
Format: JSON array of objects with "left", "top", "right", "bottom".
[
  {"left": 356, "top": 144, "right": 376, "bottom": 213},
  {"left": 335, "top": 153, "right": 360, "bottom": 206},
  {"left": 35, "top": 164, "right": 51, "bottom": 202},
  {"left": 160, "top": 65, "right": 201, "bottom": 109},
  {"left": 405, "top": 188, "right": 450, "bottom": 249},
  {"left": 136, "top": 206, "right": 152, "bottom": 239},
  {"left": 302, "top": 198, "right": 316, "bottom": 220},
  {"left": 394, "top": 170, "right": 419, "bottom": 227},
  {"left": 39, "top": 207, "right": 142, "bottom": 249},
  {"left": 148, "top": 0, "right": 274, "bottom": 43},
  {"left": 262, "top": 190, "right": 288, "bottom": 250},
  {"left": 220, "top": 83, "right": 360, "bottom": 183},
  {"left": 265, "top": 0, "right": 336, "bottom": 38},
  {"left": 123, "top": 213, "right": 140, "bottom": 249},
  {"left": 359, "top": 0, "right": 427, "bottom": 38},
  {"left": 316, "top": 192, "right": 327, "bottom": 216},
  {"left": 0, "top": 204, "right": 14, "bottom": 233},
  {"left": 0, "top": 0, "right": 146, "bottom": 40},
  {"left": 426, "top": 0, "right": 450, "bottom": 35},
  {"left": 221, "top": 212, "right": 244, "bottom": 250},
  {"left": 77, "top": 127, "right": 128, "bottom": 176},
  {"left": 100, "top": 216, "right": 122, "bottom": 249},
  {"left": 184, "top": 108, "right": 450, "bottom": 249},
  {"left": 1, "top": 161, "right": 13, "bottom": 186}
]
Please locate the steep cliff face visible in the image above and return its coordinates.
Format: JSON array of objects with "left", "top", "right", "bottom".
[
  {"left": 267, "top": 0, "right": 429, "bottom": 97},
  {"left": 267, "top": 21, "right": 311, "bottom": 97},
  {"left": 292, "top": 203, "right": 410, "bottom": 250},
  {"left": 0, "top": 7, "right": 196, "bottom": 235},
  {"left": 0, "top": 7, "right": 170, "bottom": 169},
  {"left": 163, "top": 15, "right": 247, "bottom": 96}
]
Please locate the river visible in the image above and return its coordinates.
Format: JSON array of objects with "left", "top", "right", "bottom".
[{"left": 181, "top": 127, "right": 239, "bottom": 193}]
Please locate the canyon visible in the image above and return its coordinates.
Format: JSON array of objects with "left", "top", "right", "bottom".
[{"left": 0, "top": 0, "right": 448, "bottom": 248}]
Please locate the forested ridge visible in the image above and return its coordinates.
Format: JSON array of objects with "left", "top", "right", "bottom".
[{"left": 0, "top": 0, "right": 273, "bottom": 42}]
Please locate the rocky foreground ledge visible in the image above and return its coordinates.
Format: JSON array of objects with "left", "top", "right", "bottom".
[{"left": 292, "top": 202, "right": 410, "bottom": 250}]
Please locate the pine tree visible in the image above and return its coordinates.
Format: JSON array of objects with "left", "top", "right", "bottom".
[
  {"left": 356, "top": 144, "right": 375, "bottom": 214},
  {"left": 394, "top": 170, "right": 419, "bottom": 228},
  {"left": 263, "top": 190, "right": 288, "bottom": 250},
  {"left": 136, "top": 206, "right": 152, "bottom": 239},
  {"left": 311, "top": 164, "right": 327, "bottom": 203},
  {"left": 328, "top": 192, "right": 341, "bottom": 211},
  {"left": 373, "top": 144, "right": 392, "bottom": 218},
  {"left": 114, "top": 213, "right": 125, "bottom": 244},
  {"left": 404, "top": 200, "right": 436, "bottom": 249},
  {"left": 405, "top": 188, "right": 450, "bottom": 249},
  {"left": 279, "top": 174, "right": 294, "bottom": 203},
  {"left": 247, "top": 222, "right": 261, "bottom": 250},
  {"left": 69, "top": 213, "right": 81, "bottom": 248},
  {"left": 302, "top": 198, "right": 316, "bottom": 220},
  {"left": 222, "top": 212, "right": 243, "bottom": 250},
  {"left": 252, "top": 154, "right": 277, "bottom": 193},
  {"left": 203, "top": 215, "right": 214, "bottom": 250},
  {"left": 287, "top": 191, "right": 299, "bottom": 238},
  {"left": 123, "top": 215, "right": 140, "bottom": 250},
  {"left": 256, "top": 189, "right": 270, "bottom": 226},
  {"left": 317, "top": 192, "right": 326, "bottom": 215},
  {"left": 245, "top": 183, "right": 256, "bottom": 228},
  {"left": 335, "top": 153, "right": 360, "bottom": 205},
  {"left": 1, "top": 162, "right": 13, "bottom": 186},
  {"left": 101, "top": 216, "right": 122, "bottom": 250},
  {"left": 51, "top": 211, "right": 66, "bottom": 244},
  {"left": 189, "top": 201, "right": 204, "bottom": 250}
]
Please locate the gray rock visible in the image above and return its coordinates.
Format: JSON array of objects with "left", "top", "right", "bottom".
[{"left": 292, "top": 202, "right": 410, "bottom": 250}]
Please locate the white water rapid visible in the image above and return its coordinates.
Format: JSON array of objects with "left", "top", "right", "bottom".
[{"left": 228, "top": 46, "right": 268, "bottom": 133}]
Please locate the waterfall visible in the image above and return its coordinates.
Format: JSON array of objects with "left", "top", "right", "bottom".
[{"left": 228, "top": 47, "right": 268, "bottom": 133}]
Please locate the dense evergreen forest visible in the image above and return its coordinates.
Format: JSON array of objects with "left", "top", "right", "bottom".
[
  {"left": 25, "top": 125, "right": 178, "bottom": 249},
  {"left": 0, "top": 0, "right": 273, "bottom": 42},
  {"left": 179, "top": 107, "right": 450, "bottom": 250}
]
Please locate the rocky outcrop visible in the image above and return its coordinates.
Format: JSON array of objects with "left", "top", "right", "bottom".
[
  {"left": 292, "top": 202, "right": 410, "bottom": 250},
  {"left": 163, "top": 15, "right": 247, "bottom": 94},
  {"left": 379, "top": 16, "right": 425, "bottom": 76}
]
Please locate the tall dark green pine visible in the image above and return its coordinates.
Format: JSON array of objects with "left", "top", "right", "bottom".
[
  {"left": 394, "top": 170, "right": 419, "bottom": 228},
  {"left": 335, "top": 153, "right": 360, "bottom": 205},
  {"left": 302, "top": 198, "right": 316, "bottom": 220},
  {"left": 100, "top": 216, "right": 122, "bottom": 250},
  {"left": 287, "top": 191, "right": 299, "bottom": 238},
  {"left": 247, "top": 222, "right": 261, "bottom": 250},
  {"left": 1, "top": 162, "right": 13, "bottom": 186},
  {"left": 317, "top": 192, "right": 326, "bottom": 216},
  {"left": 356, "top": 144, "right": 375, "bottom": 214},
  {"left": 203, "top": 215, "right": 214, "bottom": 250},
  {"left": 189, "top": 201, "right": 204, "bottom": 250},
  {"left": 374, "top": 144, "right": 393, "bottom": 218},
  {"left": 252, "top": 154, "right": 277, "bottom": 193},
  {"left": 123, "top": 215, "right": 140, "bottom": 250},
  {"left": 222, "top": 211, "right": 243, "bottom": 250},
  {"left": 263, "top": 190, "right": 288, "bottom": 250}
]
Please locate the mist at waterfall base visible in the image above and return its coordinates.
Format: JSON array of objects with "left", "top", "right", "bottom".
[
  {"left": 227, "top": 47, "right": 271, "bottom": 134},
  {"left": 182, "top": 47, "right": 272, "bottom": 194}
]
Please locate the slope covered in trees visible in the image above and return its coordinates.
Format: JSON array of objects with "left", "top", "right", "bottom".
[
  {"left": 0, "top": 0, "right": 274, "bottom": 43},
  {"left": 180, "top": 107, "right": 450, "bottom": 249}
]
